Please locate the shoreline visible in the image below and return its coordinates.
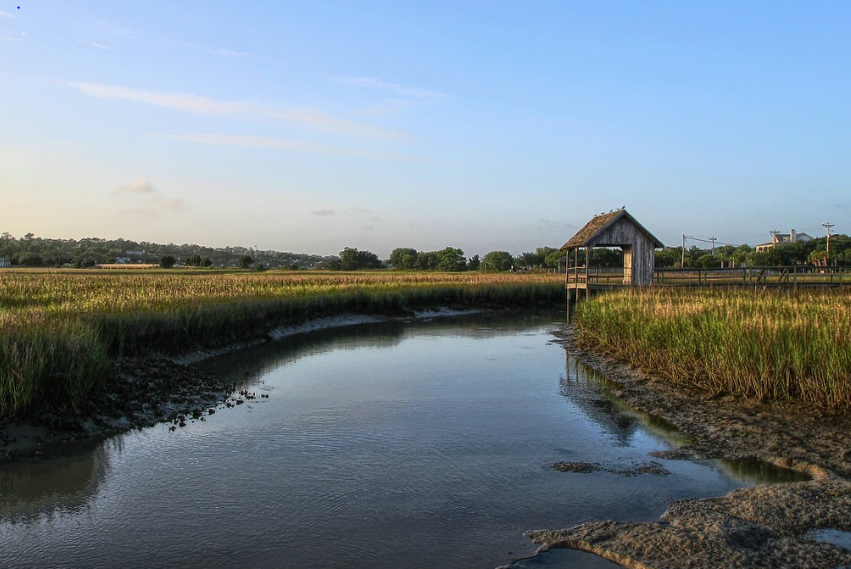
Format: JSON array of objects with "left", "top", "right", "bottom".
[
  {"left": 0, "top": 307, "right": 486, "bottom": 463},
  {"left": 525, "top": 325, "right": 851, "bottom": 568}
]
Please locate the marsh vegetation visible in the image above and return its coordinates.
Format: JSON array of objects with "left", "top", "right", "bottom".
[
  {"left": 0, "top": 270, "right": 563, "bottom": 418},
  {"left": 574, "top": 288, "right": 851, "bottom": 411}
]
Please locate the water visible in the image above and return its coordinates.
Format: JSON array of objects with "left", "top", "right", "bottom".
[{"left": 0, "top": 312, "right": 795, "bottom": 568}]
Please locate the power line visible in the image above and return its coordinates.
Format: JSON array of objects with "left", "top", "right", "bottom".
[{"left": 684, "top": 235, "right": 739, "bottom": 247}]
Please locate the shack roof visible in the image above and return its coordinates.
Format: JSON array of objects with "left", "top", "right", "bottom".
[{"left": 559, "top": 208, "right": 664, "bottom": 250}]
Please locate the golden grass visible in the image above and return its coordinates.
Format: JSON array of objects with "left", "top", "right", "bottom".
[
  {"left": 574, "top": 287, "right": 851, "bottom": 411},
  {"left": 0, "top": 270, "right": 564, "bottom": 417}
]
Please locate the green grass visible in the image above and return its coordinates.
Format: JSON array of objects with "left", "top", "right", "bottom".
[
  {"left": 573, "top": 287, "right": 851, "bottom": 411},
  {"left": 0, "top": 271, "right": 564, "bottom": 418}
]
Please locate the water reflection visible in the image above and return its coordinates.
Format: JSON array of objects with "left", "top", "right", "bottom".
[
  {"left": 560, "top": 357, "right": 690, "bottom": 450},
  {"left": 809, "top": 529, "right": 851, "bottom": 550},
  {"left": 716, "top": 458, "right": 809, "bottom": 484},
  {"left": 197, "top": 311, "right": 559, "bottom": 386},
  {"left": 0, "top": 443, "right": 109, "bottom": 523},
  {"left": 562, "top": 356, "right": 807, "bottom": 485},
  {"left": 0, "top": 312, "right": 807, "bottom": 569}
]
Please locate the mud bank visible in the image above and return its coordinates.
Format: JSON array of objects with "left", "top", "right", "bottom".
[
  {"left": 527, "top": 326, "right": 851, "bottom": 568},
  {"left": 0, "top": 308, "right": 482, "bottom": 463}
]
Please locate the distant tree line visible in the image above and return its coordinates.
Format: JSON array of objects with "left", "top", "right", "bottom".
[
  {"left": 6, "top": 231, "right": 844, "bottom": 272},
  {"left": 0, "top": 233, "right": 332, "bottom": 269},
  {"left": 524, "top": 237, "right": 851, "bottom": 270},
  {"left": 327, "top": 246, "right": 563, "bottom": 272},
  {"left": 654, "top": 235, "right": 851, "bottom": 268}
]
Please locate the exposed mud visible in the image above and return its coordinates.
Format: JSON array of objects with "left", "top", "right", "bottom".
[
  {"left": 0, "top": 355, "right": 240, "bottom": 462},
  {"left": 552, "top": 461, "right": 670, "bottom": 477},
  {"left": 527, "top": 325, "right": 851, "bottom": 568}
]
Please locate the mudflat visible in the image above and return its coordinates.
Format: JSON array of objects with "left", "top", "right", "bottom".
[{"left": 528, "top": 326, "right": 851, "bottom": 568}]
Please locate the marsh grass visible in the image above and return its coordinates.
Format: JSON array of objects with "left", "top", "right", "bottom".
[
  {"left": 0, "top": 271, "right": 563, "bottom": 417},
  {"left": 574, "top": 288, "right": 851, "bottom": 411}
]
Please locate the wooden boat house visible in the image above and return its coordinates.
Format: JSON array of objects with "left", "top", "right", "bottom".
[{"left": 561, "top": 209, "right": 664, "bottom": 300}]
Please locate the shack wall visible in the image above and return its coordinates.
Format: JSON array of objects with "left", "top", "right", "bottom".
[
  {"left": 588, "top": 218, "right": 656, "bottom": 286},
  {"left": 630, "top": 234, "right": 656, "bottom": 286}
]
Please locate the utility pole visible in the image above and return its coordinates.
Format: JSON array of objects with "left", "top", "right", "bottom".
[
  {"left": 709, "top": 237, "right": 717, "bottom": 256},
  {"left": 823, "top": 222, "right": 834, "bottom": 258},
  {"left": 681, "top": 234, "right": 686, "bottom": 268}
]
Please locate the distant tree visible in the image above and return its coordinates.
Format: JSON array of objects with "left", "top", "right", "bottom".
[
  {"left": 697, "top": 253, "right": 721, "bottom": 268},
  {"left": 467, "top": 254, "right": 481, "bottom": 271},
  {"left": 238, "top": 254, "right": 254, "bottom": 269},
  {"left": 415, "top": 251, "right": 440, "bottom": 270},
  {"left": 389, "top": 247, "right": 418, "bottom": 270},
  {"left": 481, "top": 251, "right": 514, "bottom": 272},
  {"left": 159, "top": 255, "right": 177, "bottom": 269},
  {"left": 201, "top": 257, "right": 213, "bottom": 267},
  {"left": 516, "top": 252, "right": 537, "bottom": 268},
  {"left": 590, "top": 248, "right": 623, "bottom": 268},
  {"left": 517, "top": 247, "right": 556, "bottom": 269},
  {"left": 18, "top": 252, "right": 43, "bottom": 267},
  {"left": 253, "top": 262, "right": 266, "bottom": 272},
  {"left": 335, "top": 248, "right": 383, "bottom": 270},
  {"left": 436, "top": 247, "right": 466, "bottom": 271},
  {"left": 655, "top": 247, "right": 681, "bottom": 268},
  {"left": 356, "top": 250, "right": 383, "bottom": 269},
  {"left": 338, "top": 247, "right": 360, "bottom": 270},
  {"left": 545, "top": 249, "right": 566, "bottom": 269}
]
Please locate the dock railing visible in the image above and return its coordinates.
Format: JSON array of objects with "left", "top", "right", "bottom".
[
  {"left": 566, "top": 266, "right": 626, "bottom": 288},
  {"left": 567, "top": 265, "right": 849, "bottom": 289},
  {"left": 655, "top": 265, "right": 848, "bottom": 287}
]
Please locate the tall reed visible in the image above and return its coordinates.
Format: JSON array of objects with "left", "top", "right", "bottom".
[
  {"left": 0, "top": 271, "right": 564, "bottom": 418},
  {"left": 574, "top": 288, "right": 851, "bottom": 411}
]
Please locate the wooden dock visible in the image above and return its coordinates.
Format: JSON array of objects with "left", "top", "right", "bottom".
[{"left": 567, "top": 265, "right": 850, "bottom": 295}]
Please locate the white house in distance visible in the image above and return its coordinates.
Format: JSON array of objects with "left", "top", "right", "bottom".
[
  {"left": 755, "top": 229, "right": 813, "bottom": 253},
  {"left": 0, "top": 258, "right": 10, "bottom": 268}
]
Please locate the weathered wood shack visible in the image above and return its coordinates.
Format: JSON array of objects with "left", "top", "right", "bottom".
[{"left": 561, "top": 208, "right": 664, "bottom": 290}]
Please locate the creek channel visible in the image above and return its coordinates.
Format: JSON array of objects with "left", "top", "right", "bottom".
[{"left": 0, "top": 311, "right": 803, "bottom": 568}]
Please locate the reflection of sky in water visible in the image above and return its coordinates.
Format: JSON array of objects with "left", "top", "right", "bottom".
[
  {"left": 809, "top": 529, "right": 851, "bottom": 551},
  {"left": 0, "top": 312, "right": 797, "bottom": 569}
]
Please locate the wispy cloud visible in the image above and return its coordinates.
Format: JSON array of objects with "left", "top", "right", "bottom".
[
  {"left": 333, "top": 76, "right": 449, "bottom": 117},
  {"left": 206, "top": 47, "right": 249, "bottom": 58},
  {"left": 0, "top": 9, "right": 17, "bottom": 19},
  {"left": 311, "top": 209, "right": 336, "bottom": 216},
  {"left": 153, "top": 196, "right": 188, "bottom": 212},
  {"left": 69, "top": 81, "right": 403, "bottom": 140},
  {"left": 114, "top": 178, "right": 189, "bottom": 216},
  {"left": 78, "top": 41, "right": 110, "bottom": 50},
  {"left": 332, "top": 76, "right": 448, "bottom": 100},
  {"left": 163, "top": 133, "right": 412, "bottom": 161},
  {"left": 184, "top": 42, "right": 249, "bottom": 58},
  {"left": 167, "top": 133, "right": 339, "bottom": 154},
  {"left": 537, "top": 219, "right": 577, "bottom": 231},
  {"left": 94, "top": 19, "right": 134, "bottom": 36},
  {"left": 116, "top": 178, "right": 155, "bottom": 194},
  {"left": 354, "top": 98, "right": 421, "bottom": 118}
]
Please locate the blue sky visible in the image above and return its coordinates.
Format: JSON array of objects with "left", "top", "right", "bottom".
[{"left": 1, "top": 1, "right": 849, "bottom": 257}]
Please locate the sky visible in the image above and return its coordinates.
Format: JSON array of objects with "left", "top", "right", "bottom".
[{"left": 1, "top": 1, "right": 849, "bottom": 257}]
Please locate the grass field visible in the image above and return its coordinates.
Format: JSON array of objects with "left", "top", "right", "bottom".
[
  {"left": 573, "top": 287, "right": 851, "bottom": 411},
  {"left": 0, "top": 269, "right": 564, "bottom": 417}
]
